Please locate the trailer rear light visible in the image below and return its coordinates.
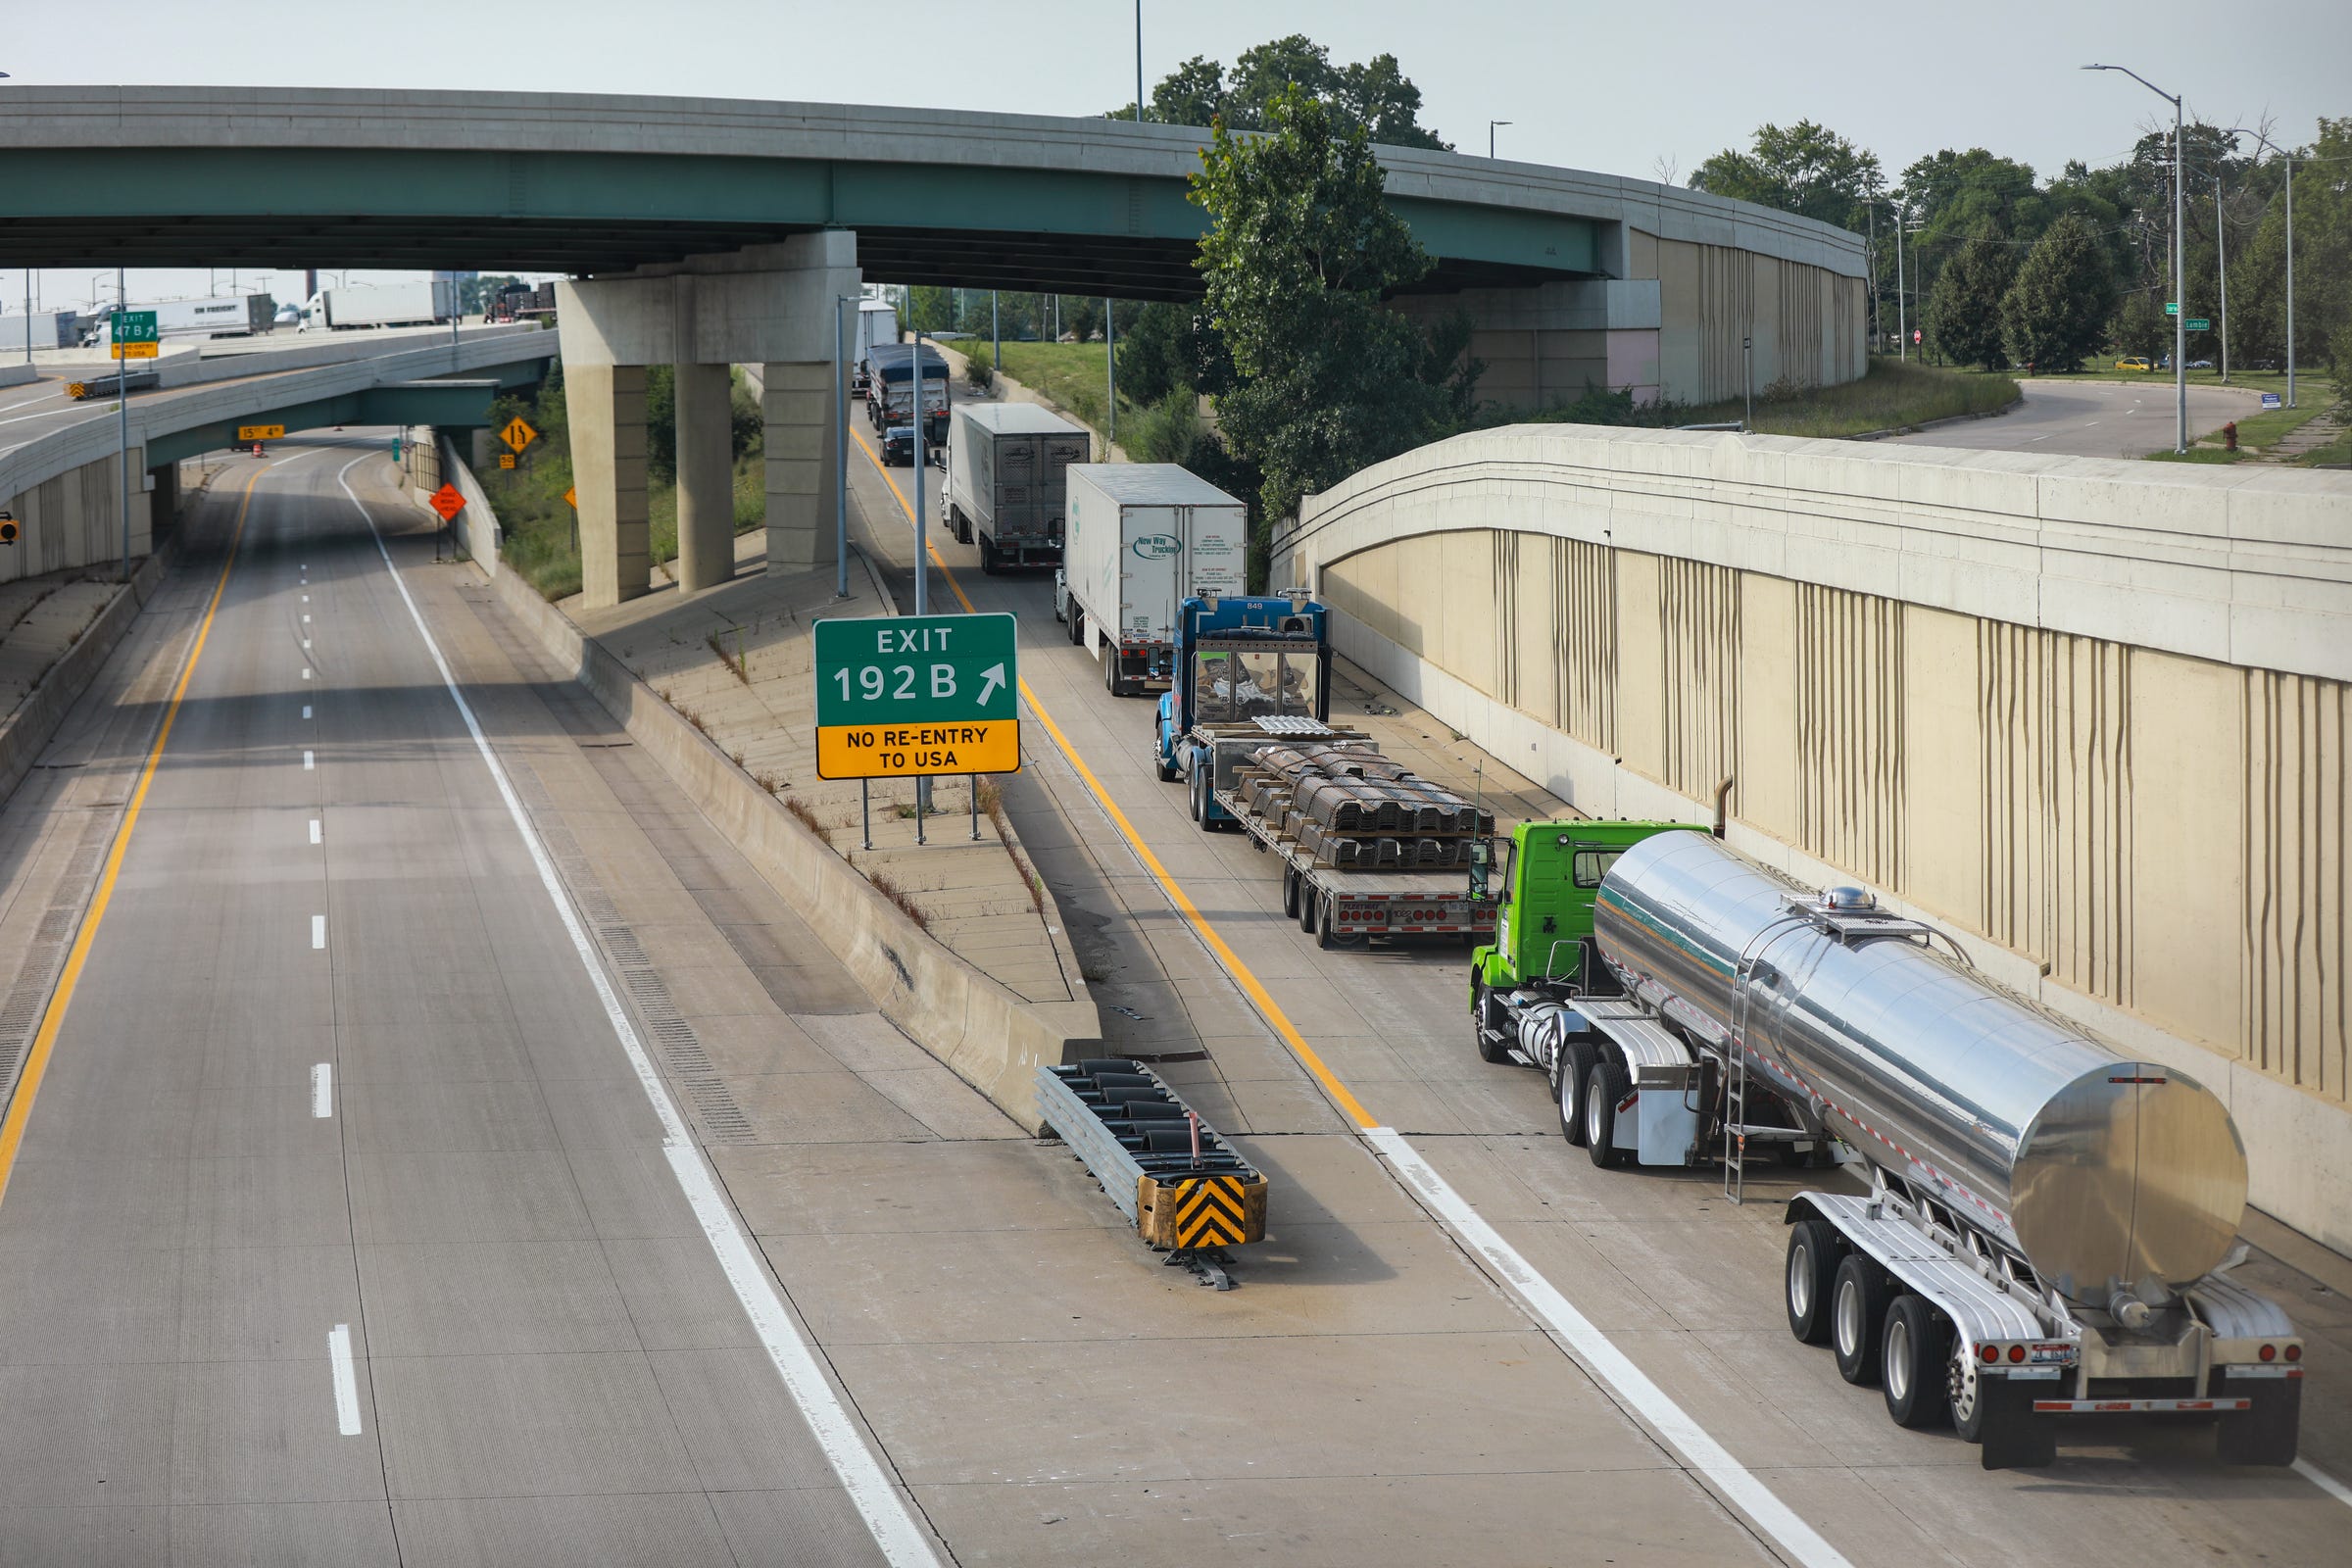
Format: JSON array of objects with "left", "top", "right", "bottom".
[
  {"left": 2285, "top": 1344, "right": 2302, "bottom": 1362},
  {"left": 2258, "top": 1344, "right": 2277, "bottom": 1362},
  {"left": 2007, "top": 1345, "right": 2027, "bottom": 1363},
  {"left": 1981, "top": 1345, "right": 2001, "bottom": 1364}
]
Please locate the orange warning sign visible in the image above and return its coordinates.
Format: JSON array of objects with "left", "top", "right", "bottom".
[{"left": 428, "top": 483, "right": 465, "bottom": 521}]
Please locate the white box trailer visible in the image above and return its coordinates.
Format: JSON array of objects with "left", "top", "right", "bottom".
[
  {"left": 300, "top": 280, "right": 456, "bottom": 331},
  {"left": 1056, "top": 464, "right": 1248, "bottom": 697},
  {"left": 90, "top": 295, "right": 273, "bottom": 345},
  {"left": 944, "top": 403, "right": 1090, "bottom": 573},
  {"left": 852, "top": 298, "right": 899, "bottom": 391},
  {"left": 0, "top": 309, "right": 80, "bottom": 351}
]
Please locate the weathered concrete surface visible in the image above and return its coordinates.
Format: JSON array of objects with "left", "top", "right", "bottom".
[
  {"left": 1286, "top": 424, "right": 2352, "bottom": 1254},
  {"left": 672, "top": 361, "right": 733, "bottom": 592}
]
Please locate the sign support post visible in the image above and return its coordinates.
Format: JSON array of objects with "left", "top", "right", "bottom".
[{"left": 116, "top": 267, "right": 128, "bottom": 583}]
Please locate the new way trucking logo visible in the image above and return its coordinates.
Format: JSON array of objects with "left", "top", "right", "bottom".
[{"left": 1132, "top": 534, "right": 1182, "bottom": 560}]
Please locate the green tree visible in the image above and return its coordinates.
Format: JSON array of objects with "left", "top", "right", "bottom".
[
  {"left": 1923, "top": 222, "right": 2016, "bottom": 370},
  {"left": 1690, "top": 121, "right": 1882, "bottom": 232},
  {"left": 1115, "top": 301, "right": 1235, "bottom": 405},
  {"left": 2000, "top": 214, "right": 2117, "bottom": 372},
  {"left": 905, "top": 285, "right": 954, "bottom": 334},
  {"left": 2107, "top": 289, "right": 2169, "bottom": 360},
  {"left": 1115, "top": 34, "right": 1447, "bottom": 149},
  {"left": 1192, "top": 85, "right": 1476, "bottom": 581}
]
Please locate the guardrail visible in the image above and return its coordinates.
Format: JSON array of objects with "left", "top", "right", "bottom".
[{"left": 1037, "top": 1058, "right": 1268, "bottom": 1289}]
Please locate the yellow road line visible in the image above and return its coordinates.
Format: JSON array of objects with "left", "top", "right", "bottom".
[
  {"left": 0, "top": 466, "right": 263, "bottom": 1205},
  {"left": 850, "top": 428, "right": 1378, "bottom": 1129}
]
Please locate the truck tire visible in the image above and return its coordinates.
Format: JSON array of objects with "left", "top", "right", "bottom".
[
  {"left": 2215, "top": 1378, "right": 2301, "bottom": 1467},
  {"left": 1881, "top": 1295, "right": 1952, "bottom": 1429},
  {"left": 1104, "top": 647, "right": 1126, "bottom": 698},
  {"left": 1473, "top": 983, "right": 1510, "bottom": 1064},
  {"left": 1556, "top": 1038, "right": 1597, "bottom": 1145},
  {"left": 979, "top": 536, "right": 1001, "bottom": 575},
  {"left": 1066, "top": 604, "right": 1084, "bottom": 645},
  {"left": 1298, "top": 884, "right": 1319, "bottom": 934},
  {"left": 1156, "top": 738, "right": 1179, "bottom": 784},
  {"left": 1283, "top": 864, "right": 1302, "bottom": 921},
  {"left": 1188, "top": 766, "right": 1205, "bottom": 824},
  {"left": 1315, "top": 893, "right": 1347, "bottom": 950},
  {"left": 1832, "top": 1252, "right": 1892, "bottom": 1386},
  {"left": 1584, "top": 1057, "right": 1630, "bottom": 1168},
  {"left": 1784, "top": 1219, "right": 1842, "bottom": 1345}
]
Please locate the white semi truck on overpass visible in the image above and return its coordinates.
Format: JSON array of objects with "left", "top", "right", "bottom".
[{"left": 299, "top": 280, "right": 457, "bottom": 331}]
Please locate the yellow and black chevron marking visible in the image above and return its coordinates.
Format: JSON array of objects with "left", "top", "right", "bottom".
[{"left": 1172, "top": 1176, "right": 1250, "bottom": 1249}]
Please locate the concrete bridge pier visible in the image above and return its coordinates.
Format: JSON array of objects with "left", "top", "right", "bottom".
[{"left": 559, "top": 232, "right": 858, "bottom": 608}]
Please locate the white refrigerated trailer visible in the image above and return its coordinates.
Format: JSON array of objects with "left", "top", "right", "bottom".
[{"left": 1056, "top": 465, "right": 1247, "bottom": 698}]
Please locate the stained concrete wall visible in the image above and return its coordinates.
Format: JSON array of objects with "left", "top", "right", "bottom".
[
  {"left": 1287, "top": 425, "right": 2352, "bottom": 1253},
  {"left": 1394, "top": 230, "right": 1868, "bottom": 411},
  {"left": 0, "top": 448, "right": 152, "bottom": 584}
]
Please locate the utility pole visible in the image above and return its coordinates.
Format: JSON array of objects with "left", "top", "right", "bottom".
[
  {"left": 1134, "top": 0, "right": 1145, "bottom": 124},
  {"left": 2083, "top": 65, "right": 2188, "bottom": 453},
  {"left": 991, "top": 290, "right": 1000, "bottom": 381},
  {"left": 2215, "top": 174, "right": 2230, "bottom": 382},
  {"left": 116, "top": 265, "right": 128, "bottom": 583},
  {"left": 1895, "top": 201, "right": 1908, "bottom": 363}
]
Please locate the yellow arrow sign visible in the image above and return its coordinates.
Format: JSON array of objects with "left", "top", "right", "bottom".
[
  {"left": 237, "top": 424, "right": 287, "bottom": 441},
  {"left": 563, "top": 485, "right": 577, "bottom": 509},
  {"left": 501, "top": 416, "right": 538, "bottom": 454}
]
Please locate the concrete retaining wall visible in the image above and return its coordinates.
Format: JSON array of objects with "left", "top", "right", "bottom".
[
  {"left": 1288, "top": 424, "right": 2352, "bottom": 1254},
  {"left": 472, "top": 504, "right": 1092, "bottom": 1131},
  {"left": 427, "top": 431, "right": 499, "bottom": 574},
  {"left": 0, "top": 544, "right": 172, "bottom": 810}
]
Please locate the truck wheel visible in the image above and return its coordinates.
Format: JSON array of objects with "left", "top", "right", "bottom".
[
  {"left": 1156, "top": 740, "right": 1179, "bottom": 784},
  {"left": 1473, "top": 983, "right": 1510, "bottom": 1064},
  {"left": 1882, "top": 1296, "right": 1952, "bottom": 1429},
  {"left": 1584, "top": 1057, "right": 1629, "bottom": 1168},
  {"left": 1104, "top": 647, "right": 1126, "bottom": 698},
  {"left": 1315, "top": 894, "right": 1350, "bottom": 950},
  {"left": 1298, "top": 884, "right": 1319, "bottom": 934},
  {"left": 1066, "top": 605, "right": 1084, "bottom": 645},
  {"left": 1556, "top": 1039, "right": 1596, "bottom": 1144},
  {"left": 1188, "top": 767, "right": 1204, "bottom": 824},
  {"left": 1283, "top": 864, "right": 1302, "bottom": 921},
  {"left": 1832, "top": 1253, "right": 1892, "bottom": 1386},
  {"left": 979, "top": 537, "right": 1001, "bottom": 575},
  {"left": 1784, "top": 1219, "right": 1842, "bottom": 1345},
  {"left": 2215, "top": 1379, "right": 2301, "bottom": 1467}
]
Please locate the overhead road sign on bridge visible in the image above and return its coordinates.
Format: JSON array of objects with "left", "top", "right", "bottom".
[
  {"left": 236, "top": 423, "right": 285, "bottom": 441},
  {"left": 814, "top": 612, "right": 1018, "bottom": 779}
]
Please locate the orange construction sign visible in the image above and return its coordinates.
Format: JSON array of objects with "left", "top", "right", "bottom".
[{"left": 428, "top": 483, "right": 465, "bottom": 521}]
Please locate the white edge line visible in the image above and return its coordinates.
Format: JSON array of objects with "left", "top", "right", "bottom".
[
  {"left": 310, "top": 818, "right": 322, "bottom": 845},
  {"left": 311, "top": 1063, "right": 333, "bottom": 1118},
  {"left": 326, "top": 1324, "right": 362, "bottom": 1435},
  {"left": 336, "top": 453, "right": 944, "bottom": 1568},
  {"left": 1362, "top": 1126, "right": 1855, "bottom": 1568},
  {"left": 310, "top": 914, "right": 326, "bottom": 950},
  {"left": 302, "top": 749, "right": 315, "bottom": 769},
  {"left": 2295, "top": 1458, "right": 2352, "bottom": 1513},
  {"left": 302, "top": 705, "right": 312, "bottom": 719}
]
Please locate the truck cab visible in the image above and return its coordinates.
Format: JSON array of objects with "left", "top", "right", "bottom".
[
  {"left": 1152, "top": 594, "right": 1329, "bottom": 821},
  {"left": 1471, "top": 821, "right": 1697, "bottom": 1000}
]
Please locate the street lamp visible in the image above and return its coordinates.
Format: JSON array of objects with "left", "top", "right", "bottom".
[
  {"left": 2083, "top": 64, "right": 2187, "bottom": 454},
  {"left": 2223, "top": 124, "right": 2297, "bottom": 407},
  {"left": 1489, "top": 120, "right": 1512, "bottom": 160}
]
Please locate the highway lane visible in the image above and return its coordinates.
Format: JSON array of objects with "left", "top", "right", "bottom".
[
  {"left": 0, "top": 445, "right": 928, "bottom": 1565},
  {"left": 1887, "top": 376, "right": 2258, "bottom": 458},
  {"left": 842, "top": 417, "right": 2352, "bottom": 1568}
]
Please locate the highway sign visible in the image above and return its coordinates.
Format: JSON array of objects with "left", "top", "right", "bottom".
[
  {"left": 0, "top": 510, "right": 16, "bottom": 546},
  {"left": 2186, "top": 318, "right": 2211, "bottom": 331},
  {"left": 498, "top": 454, "right": 517, "bottom": 469},
  {"left": 2166, "top": 302, "right": 2180, "bottom": 315},
  {"left": 501, "top": 416, "right": 538, "bottom": 454},
  {"left": 814, "top": 612, "right": 1019, "bottom": 779},
  {"left": 428, "top": 483, "right": 466, "bottom": 522},
  {"left": 116, "top": 310, "right": 158, "bottom": 342},
  {"left": 563, "top": 485, "right": 576, "bottom": 509},
  {"left": 2262, "top": 392, "right": 2282, "bottom": 410},
  {"left": 236, "top": 423, "right": 286, "bottom": 441}
]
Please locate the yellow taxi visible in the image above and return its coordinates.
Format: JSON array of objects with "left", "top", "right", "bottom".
[{"left": 2115, "top": 355, "right": 2157, "bottom": 371}]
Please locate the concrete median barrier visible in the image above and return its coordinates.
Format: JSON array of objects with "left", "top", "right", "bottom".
[{"left": 481, "top": 555, "right": 1094, "bottom": 1131}]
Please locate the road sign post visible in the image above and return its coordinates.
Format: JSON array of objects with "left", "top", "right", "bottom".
[
  {"left": 814, "top": 613, "right": 1019, "bottom": 786},
  {"left": 429, "top": 482, "right": 464, "bottom": 564}
]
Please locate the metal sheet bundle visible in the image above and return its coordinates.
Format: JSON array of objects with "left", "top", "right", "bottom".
[{"left": 1235, "top": 740, "right": 1494, "bottom": 868}]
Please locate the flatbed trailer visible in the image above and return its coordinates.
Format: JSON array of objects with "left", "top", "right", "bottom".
[{"left": 1200, "top": 722, "right": 1495, "bottom": 949}]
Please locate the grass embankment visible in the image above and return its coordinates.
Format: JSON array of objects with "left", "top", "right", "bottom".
[
  {"left": 486, "top": 454, "right": 764, "bottom": 601},
  {"left": 2294, "top": 422, "right": 2352, "bottom": 468},
  {"left": 1675, "top": 359, "right": 2018, "bottom": 439},
  {"left": 953, "top": 340, "right": 1125, "bottom": 437},
  {"left": 2142, "top": 400, "right": 2336, "bottom": 465}
]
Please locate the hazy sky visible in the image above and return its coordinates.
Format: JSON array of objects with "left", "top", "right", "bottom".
[{"left": 6, "top": 0, "right": 2344, "bottom": 313}]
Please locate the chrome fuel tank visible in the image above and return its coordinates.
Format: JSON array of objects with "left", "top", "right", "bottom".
[{"left": 1592, "top": 831, "right": 2247, "bottom": 1300}]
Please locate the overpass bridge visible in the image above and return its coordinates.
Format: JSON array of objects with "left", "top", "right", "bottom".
[{"left": 5, "top": 85, "right": 1868, "bottom": 606}]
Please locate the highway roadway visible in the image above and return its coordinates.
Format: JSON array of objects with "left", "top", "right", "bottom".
[
  {"left": 1888, "top": 376, "right": 2260, "bottom": 458},
  {"left": 0, "top": 424, "right": 2342, "bottom": 1566},
  {"left": 837, "top": 415, "right": 2352, "bottom": 1568}
]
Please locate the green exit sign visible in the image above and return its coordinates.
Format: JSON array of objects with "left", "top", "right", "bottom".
[{"left": 115, "top": 310, "right": 158, "bottom": 343}]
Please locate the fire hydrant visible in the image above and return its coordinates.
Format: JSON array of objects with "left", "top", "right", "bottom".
[{"left": 2224, "top": 421, "right": 2239, "bottom": 453}]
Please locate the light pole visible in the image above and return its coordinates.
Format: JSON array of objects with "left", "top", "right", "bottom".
[
  {"left": 911, "top": 330, "right": 933, "bottom": 615},
  {"left": 1895, "top": 198, "right": 1909, "bottom": 362},
  {"left": 2224, "top": 125, "right": 2295, "bottom": 407},
  {"left": 2214, "top": 174, "right": 2229, "bottom": 382},
  {"left": 116, "top": 264, "right": 128, "bottom": 583},
  {"left": 1489, "top": 120, "right": 1512, "bottom": 160},
  {"left": 2084, "top": 64, "right": 2187, "bottom": 454},
  {"left": 833, "top": 293, "right": 851, "bottom": 599},
  {"left": 1134, "top": 0, "right": 1144, "bottom": 124}
]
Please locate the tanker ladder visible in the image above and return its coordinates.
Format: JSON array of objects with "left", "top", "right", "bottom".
[{"left": 1036, "top": 1059, "right": 1268, "bottom": 1290}]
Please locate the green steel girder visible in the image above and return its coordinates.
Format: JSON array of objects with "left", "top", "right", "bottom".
[
  {"left": 1, "top": 146, "right": 1602, "bottom": 297},
  {"left": 144, "top": 378, "right": 514, "bottom": 466}
]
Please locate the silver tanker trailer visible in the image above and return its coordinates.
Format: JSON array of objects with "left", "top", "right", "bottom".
[{"left": 1500, "top": 829, "right": 2304, "bottom": 1470}]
